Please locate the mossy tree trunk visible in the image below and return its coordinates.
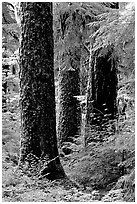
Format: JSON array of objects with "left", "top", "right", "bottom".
[
  {"left": 58, "top": 48, "right": 81, "bottom": 145},
  {"left": 57, "top": 9, "right": 82, "bottom": 146},
  {"left": 19, "top": 2, "right": 65, "bottom": 179},
  {"left": 85, "top": 46, "right": 118, "bottom": 144}
]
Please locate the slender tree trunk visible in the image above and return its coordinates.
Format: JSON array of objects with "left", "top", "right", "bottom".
[
  {"left": 85, "top": 46, "right": 118, "bottom": 144},
  {"left": 19, "top": 2, "right": 65, "bottom": 179}
]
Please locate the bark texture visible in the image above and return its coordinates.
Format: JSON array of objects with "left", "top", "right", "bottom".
[
  {"left": 58, "top": 54, "right": 81, "bottom": 145},
  {"left": 19, "top": 2, "right": 65, "bottom": 179},
  {"left": 57, "top": 9, "right": 82, "bottom": 146}
]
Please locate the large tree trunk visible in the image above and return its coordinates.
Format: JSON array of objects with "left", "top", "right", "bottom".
[
  {"left": 85, "top": 46, "right": 118, "bottom": 144},
  {"left": 19, "top": 2, "right": 65, "bottom": 179}
]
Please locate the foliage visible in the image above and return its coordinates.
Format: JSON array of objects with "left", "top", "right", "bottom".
[
  {"left": 2, "top": 2, "right": 135, "bottom": 202},
  {"left": 63, "top": 107, "right": 134, "bottom": 193},
  {"left": 2, "top": 120, "right": 98, "bottom": 202},
  {"left": 115, "top": 169, "right": 135, "bottom": 202},
  {"left": 2, "top": 51, "right": 19, "bottom": 113},
  {"left": 2, "top": 2, "right": 16, "bottom": 24},
  {"left": 89, "top": 2, "right": 135, "bottom": 76},
  {"left": 2, "top": 2, "right": 20, "bottom": 53},
  {"left": 54, "top": 2, "right": 111, "bottom": 74},
  {"left": 2, "top": 2, "right": 20, "bottom": 114},
  {"left": 2, "top": 102, "right": 135, "bottom": 201},
  {"left": 3, "top": 23, "right": 20, "bottom": 52}
]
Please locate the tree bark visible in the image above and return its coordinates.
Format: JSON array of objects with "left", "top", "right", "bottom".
[
  {"left": 58, "top": 51, "right": 81, "bottom": 145},
  {"left": 19, "top": 2, "right": 65, "bottom": 179},
  {"left": 57, "top": 9, "right": 82, "bottom": 146}
]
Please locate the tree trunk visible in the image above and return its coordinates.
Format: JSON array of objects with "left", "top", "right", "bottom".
[
  {"left": 85, "top": 46, "right": 118, "bottom": 144},
  {"left": 57, "top": 9, "right": 82, "bottom": 146},
  {"left": 58, "top": 51, "right": 81, "bottom": 145},
  {"left": 2, "top": 64, "right": 9, "bottom": 112},
  {"left": 19, "top": 2, "right": 65, "bottom": 179}
]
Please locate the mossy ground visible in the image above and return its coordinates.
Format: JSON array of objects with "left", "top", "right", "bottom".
[{"left": 2, "top": 107, "right": 135, "bottom": 202}]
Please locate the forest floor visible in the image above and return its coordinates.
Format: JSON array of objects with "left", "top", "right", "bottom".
[
  {"left": 2, "top": 107, "right": 135, "bottom": 202},
  {"left": 2, "top": 110, "right": 100, "bottom": 202}
]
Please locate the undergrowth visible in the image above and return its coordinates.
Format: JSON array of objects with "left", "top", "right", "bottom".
[
  {"left": 62, "top": 108, "right": 135, "bottom": 201},
  {"left": 2, "top": 98, "right": 135, "bottom": 202}
]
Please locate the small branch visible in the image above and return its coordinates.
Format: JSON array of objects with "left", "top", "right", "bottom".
[
  {"left": 93, "top": 107, "right": 104, "bottom": 115},
  {"left": 47, "top": 156, "right": 59, "bottom": 165},
  {"left": 83, "top": 44, "right": 90, "bottom": 54}
]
